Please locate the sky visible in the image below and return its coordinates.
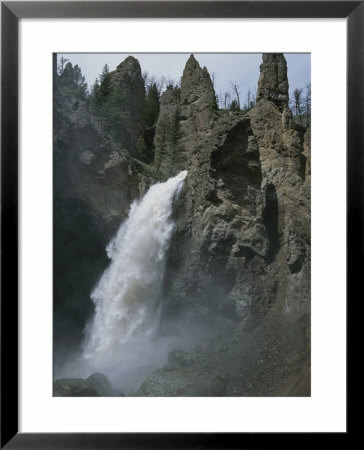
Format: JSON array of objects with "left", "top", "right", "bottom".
[{"left": 58, "top": 53, "right": 310, "bottom": 107}]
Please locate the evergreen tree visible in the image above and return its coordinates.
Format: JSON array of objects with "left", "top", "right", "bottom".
[
  {"left": 54, "top": 61, "right": 88, "bottom": 131},
  {"left": 136, "top": 136, "right": 148, "bottom": 161},
  {"left": 99, "top": 86, "right": 126, "bottom": 141},
  {"left": 99, "top": 64, "right": 112, "bottom": 99},
  {"left": 144, "top": 83, "right": 160, "bottom": 128},
  {"left": 88, "top": 65, "right": 126, "bottom": 142},
  {"left": 57, "top": 56, "right": 69, "bottom": 75},
  {"left": 293, "top": 88, "right": 304, "bottom": 125},
  {"left": 89, "top": 78, "right": 101, "bottom": 115},
  {"left": 173, "top": 85, "right": 181, "bottom": 102},
  {"left": 73, "top": 64, "right": 88, "bottom": 97},
  {"left": 60, "top": 62, "right": 75, "bottom": 87},
  {"left": 58, "top": 62, "right": 87, "bottom": 100},
  {"left": 229, "top": 100, "right": 240, "bottom": 112},
  {"left": 208, "top": 93, "right": 219, "bottom": 118}
]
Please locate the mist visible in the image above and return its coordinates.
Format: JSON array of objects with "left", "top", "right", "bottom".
[{"left": 54, "top": 171, "right": 212, "bottom": 394}]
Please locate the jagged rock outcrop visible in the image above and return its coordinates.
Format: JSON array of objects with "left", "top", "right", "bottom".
[
  {"left": 161, "top": 112, "right": 271, "bottom": 322},
  {"left": 256, "top": 53, "right": 289, "bottom": 109},
  {"left": 153, "top": 86, "right": 182, "bottom": 176},
  {"left": 109, "top": 56, "right": 145, "bottom": 157},
  {"left": 154, "top": 55, "right": 217, "bottom": 178},
  {"left": 54, "top": 67, "right": 141, "bottom": 235},
  {"left": 53, "top": 60, "right": 145, "bottom": 359},
  {"left": 137, "top": 53, "right": 310, "bottom": 396},
  {"left": 250, "top": 53, "right": 310, "bottom": 307},
  {"left": 180, "top": 54, "right": 216, "bottom": 129}
]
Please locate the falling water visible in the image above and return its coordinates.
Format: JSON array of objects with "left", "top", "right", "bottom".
[{"left": 82, "top": 171, "right": 187, "bottom": 386}]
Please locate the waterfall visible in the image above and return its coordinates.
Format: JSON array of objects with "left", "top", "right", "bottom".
[{"left": 82, "top": 170, "right": 187, "bottom": 379}]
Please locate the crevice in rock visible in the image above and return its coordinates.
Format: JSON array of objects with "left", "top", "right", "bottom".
[
  {"left": 210, "top": 121, "right": 262, "bottom": 208},
  {"left": 262, "top": 184, "right": 279, "bottom": 262},
  {"left": 144, "top": 125, "right": 156, "bottom": 163},
  {"left": 288, "top": 252, "right": 306, "bottom": 274},
  {"left": 294, "top": 124, "right": 307, "bottom": 182},
  {"left": 234, "top": 244, "right": 260, "bottom": 263}
]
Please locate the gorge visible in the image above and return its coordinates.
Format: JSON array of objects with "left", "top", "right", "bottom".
[{"left": 53, "top": 53, "right": 310, "bottom": 397}]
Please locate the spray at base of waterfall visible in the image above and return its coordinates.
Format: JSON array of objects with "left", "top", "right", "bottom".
[{"left": 54, "top": 171, "right": 206, "bottom": 394}]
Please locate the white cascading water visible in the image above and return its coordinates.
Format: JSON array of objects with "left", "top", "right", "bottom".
[{"left": 82, "top": 171, "right": 187, "bottom": 386}]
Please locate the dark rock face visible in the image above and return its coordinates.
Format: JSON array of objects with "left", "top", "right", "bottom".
[
  {"left": 53, "top": 61, "right": 143, "bottom": 356},
  {"left": 54, "top": 83, "right": 140, "bottom": 236}
]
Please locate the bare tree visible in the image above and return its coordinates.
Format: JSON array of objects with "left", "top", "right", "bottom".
[
  {"left": 247, "top": 88, "right": 251, "bottom": 110},
  {"left": 244, "top": 82, "right": 257, "bottom": 110},
  {"left": 304, "top": 82, "right": 311, "bottom": 123},
  {"left": 165, "top": 76, "right": 176, "bottom": 88},
  {"left": 157, "top": 76, "right": 168, "bottom": 94},
  {"left": 219, "top": 90, "right": 223, "bottom": 109},
  {"left": 142, "top": 70, "right": 149, "bottom": 84},
  {"left": 224, "top": 91, "right": 231, "bottom": 109},
  {"left": 143, "top": 71, "right": 158, "bottom": 93},
  {"left": 293, "top": 88, "right": 304, "bottom": 124},
  {"left": 57, "top": 56, "right": 69, "bottom": 75},
  {"left": 231, "top": 82, "right": 241, "bottom": 109},
  {"left": 143, "top": 73, "right": 179, "bottom": 96},
  {"left": 211, "top": 72, "right": 216, "bottom": 88},
  {"left": 251, "top": 85, "right": 257, "bottom": 108}
]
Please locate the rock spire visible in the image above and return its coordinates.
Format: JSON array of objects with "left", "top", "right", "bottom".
[
  {"left": 256, "top": 53, "right": 289, "bottom": 109},
  {"left": 180, "top": 54, "right": 215, "bottom": 107}
]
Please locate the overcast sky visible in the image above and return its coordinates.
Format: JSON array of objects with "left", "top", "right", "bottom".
[{"left": 58, "top": 53, "right": 310, "bottom": 107}]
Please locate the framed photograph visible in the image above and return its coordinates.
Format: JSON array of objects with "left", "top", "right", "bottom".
[{"left": 1, "top": 1, "right": 357, "bottom": 447}]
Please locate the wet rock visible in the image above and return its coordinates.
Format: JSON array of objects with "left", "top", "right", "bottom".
[
  {"left": 53, "top": 372, "right": 113, "bottom": 397},
  {"left": 86, "top": 372, "right": 113, "bottom": 396},
  {"left": 168, "top": 349, "right": 193, "bottom": 366},
  {"left": 53, "top": 378, "right": 98, "bottom": 397}
]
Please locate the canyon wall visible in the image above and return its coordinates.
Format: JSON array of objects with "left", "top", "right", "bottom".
[{"left": 54, "top": 54, "right": 310, "bottom": 396}]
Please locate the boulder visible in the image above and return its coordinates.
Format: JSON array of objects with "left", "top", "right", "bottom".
[
  {"left": 53, "top": 373, "right": 113, "bottom": 397},
  {"left": 86, "top": 372, "right": 113, "bottom": 396},
  {"left": 53, "top": 378, "right": 98, "bottom": 397}
]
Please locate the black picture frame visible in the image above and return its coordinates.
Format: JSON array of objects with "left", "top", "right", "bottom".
[{"left": 1, "top": 1, "right": 358, "bottom": 448}]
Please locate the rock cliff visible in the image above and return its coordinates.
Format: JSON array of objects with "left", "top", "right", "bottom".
[
  {"left": 53, "top": 60, "right": 147, "bottom": 357},
  {"left": 109, "top": 56, "right": 145, "bottom": 157},
  {"left": 54, "top": 53, "right": 310, "bottom": 396},
  {"left": 154, "top": 55, "right": 217, "bottom": 177},
  {"left": 138, "top": 53, "right": 310, "bottom": 396}
]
